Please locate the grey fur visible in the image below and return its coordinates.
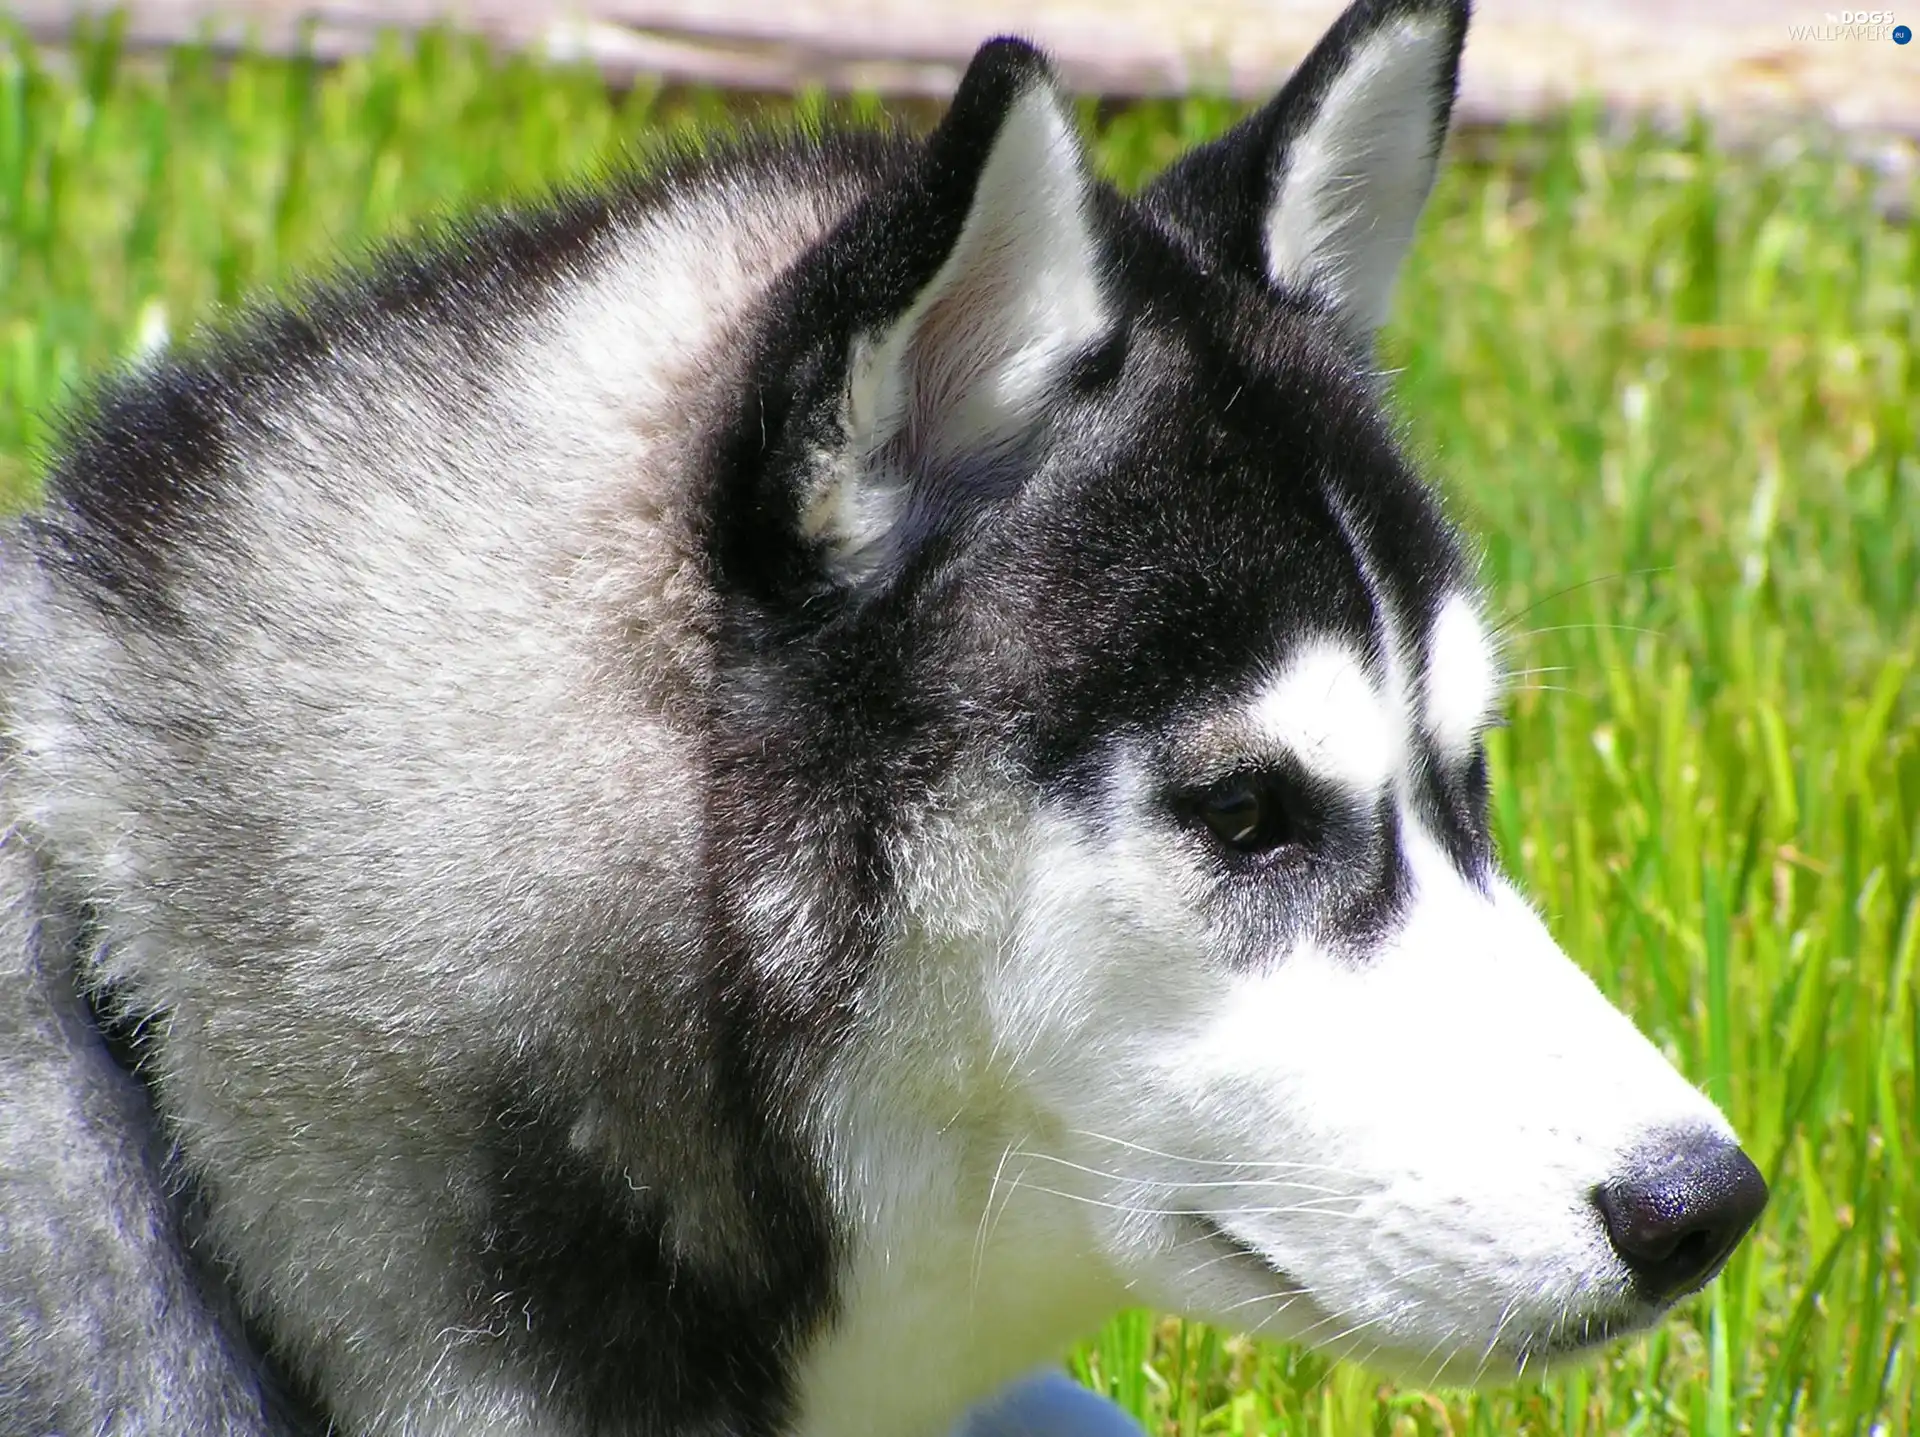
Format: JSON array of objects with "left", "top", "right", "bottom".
[
  {"left": 1, "top": 142, "right": 881, "bottom": 1435},
  {"left": 0, "top": 823, "right": 287, "bottom": 1435}
]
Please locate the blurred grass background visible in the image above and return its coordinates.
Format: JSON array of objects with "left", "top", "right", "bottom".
[{"left": 1, "top": 16, "right": 1915, "bottom": 1435}]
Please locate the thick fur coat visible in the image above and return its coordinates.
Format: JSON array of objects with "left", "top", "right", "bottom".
[{"left": 0, "top": 3, "right": 1764, "bottom": 1433}]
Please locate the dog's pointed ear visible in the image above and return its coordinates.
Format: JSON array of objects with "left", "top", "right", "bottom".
[
  {"left": 1144, "top": 0, "right": 1468, "bottom": 351},
  {"left": 796, "top": 40, "right": 1110, "bottom": 584}
]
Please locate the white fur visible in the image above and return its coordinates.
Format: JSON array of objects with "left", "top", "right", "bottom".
[
  {"left": 1263, "top": 16, "right": 1453, "bottom": 341},
  {"left": 1249, "top": 639, "right": 1399, "bottom": 793},
  {"left": 793, "top": 769, "right": 1133, "bottom": 1437},
  {"left": 1324, "top": 493, "right": 1420, "bottom": 798},
  {"left": 798, "top": 713, "right": 1733, "bottom": 1421},
  {"left": 1425, "top": 593, "right": 1501, "bottom": 757}
]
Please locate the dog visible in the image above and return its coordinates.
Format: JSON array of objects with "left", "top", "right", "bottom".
[{"left": 0, "top": 0, "right": 1768, "bottom": 1432}]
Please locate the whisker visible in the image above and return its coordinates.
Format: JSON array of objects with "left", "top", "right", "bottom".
[
  {"left": 1213, "top": 1284, "right": 1314, "bottom": 1315},
  {"left": 970, "top": 1139, "right": 1020, "bottom": 1300},
  {"left": 1309, "top": 1302, "right": 1407, "bottom": 1367},
  {"left": 1173, "top": 1245, "right": 1259, "bottom": 1282},
  {"left": 1244, "top": 1294, "right": 1310, "bottom": 1341},
  {"left": 1417, "top": 1326, "right": 1460, "bottom": 1392},
  {"left": 1006, "top": 1149, "right": 1353, "bottom": 1197},
  {"left": 997, "top": 1181, "right": 1364, "bottom": 1221},
  {"left": 1500, "top": 621, "right": 1667, "bottom": 643},
  {"left": 1066, "top": 1129, "right": 1368, "bottom": 1179},
  {"left": 1472, "top": 1296, "right": 1520, "bottom": 1387},
  {"left": 1280, "top": 1307, "right": 1350, "bottom": 1345},
  {"left": 1489, "top": 568, "right": 1672, "bottom": 639}
]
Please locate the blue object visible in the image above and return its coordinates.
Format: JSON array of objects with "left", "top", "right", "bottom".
[
  {"left": 950, "top": 1371, "right": 1150, "bottom": 1437},
  {"left": 1893, "top": 23, "right": 1911, "bottom": 42}
]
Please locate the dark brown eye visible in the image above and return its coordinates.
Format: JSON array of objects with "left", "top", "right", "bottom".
[{"left": 1196, "top": 774, "right": 1304, "bottom": 855}]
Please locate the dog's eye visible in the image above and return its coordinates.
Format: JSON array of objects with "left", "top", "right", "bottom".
[{"left": 1196, "top": 774, "right": 1304, "bottom": 855}]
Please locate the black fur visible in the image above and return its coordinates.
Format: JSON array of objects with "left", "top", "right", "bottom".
[
  {"left": 475, "top": 1087, "right": 835, "bottom": 1437},
  {"left": 1142, "top": 0, "right": 1469, "bottom": 300},
  {"left": 709, "top": 40, "right": 1067, "bottom": 610}
]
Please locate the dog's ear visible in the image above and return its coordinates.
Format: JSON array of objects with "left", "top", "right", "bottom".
[
  {"left": 790, "top": 40, "right": 1110, "bottom": 585},
  {"left": 1144, "top": 0, "right": 1468, "bottom": 352}
]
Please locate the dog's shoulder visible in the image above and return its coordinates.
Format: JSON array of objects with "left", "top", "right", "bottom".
[{"left": 0, "top": 822, "right": 319, "bottom": 1434}]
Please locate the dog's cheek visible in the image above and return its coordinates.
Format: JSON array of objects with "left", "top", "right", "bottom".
[{"left": 998, "top": 805, "right": 1224, "bottom": 1065}]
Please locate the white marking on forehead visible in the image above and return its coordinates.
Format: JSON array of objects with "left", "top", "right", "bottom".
[
  {"left": 1249, "top": 640, "right": 1398, "bottom": 792},
  {"left": 1322, "top": 491, "right": 1414, "bottom": 793},
  {"left": 1425, "top": 593, "right": 1500, "bottom": 756}
]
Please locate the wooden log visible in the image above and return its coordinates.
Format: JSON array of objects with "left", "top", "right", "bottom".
[{"left": 10, "top": 0, "right": 1920, "bottom": 136}]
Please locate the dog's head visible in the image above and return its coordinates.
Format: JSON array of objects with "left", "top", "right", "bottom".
[{"left": 718, "top": 0, "right": 1765, "bottom": 1386}]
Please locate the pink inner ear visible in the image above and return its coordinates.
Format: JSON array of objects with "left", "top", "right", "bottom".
[{"left": 902, "top": 258, "right": 1020, "bottom": 457}]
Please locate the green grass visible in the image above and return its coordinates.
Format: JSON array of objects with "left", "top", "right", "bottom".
[{"left": 3, "top": 18, "right": 1915, "bottom": 1436}]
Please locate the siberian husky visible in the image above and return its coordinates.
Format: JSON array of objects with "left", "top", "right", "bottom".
[{"left": 0, "top": 0, "right": 1767, "bottom": 1432}]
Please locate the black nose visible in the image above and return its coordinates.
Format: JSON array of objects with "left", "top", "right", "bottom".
[{"left": 1594, "top": 1133, "right": 1768, "bottom": 1304}]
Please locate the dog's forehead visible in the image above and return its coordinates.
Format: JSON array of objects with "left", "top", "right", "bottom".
[
  {"left": 1178, "top": 597, "right": 1501, "bottom": 794},
  {"left": 1008, "top": 335, "right": 1481, "bottom": 783}
]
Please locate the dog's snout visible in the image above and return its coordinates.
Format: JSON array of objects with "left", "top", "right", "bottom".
[{"left": 1594, "top": 1132, "right": 1768, "bottom": 1304}]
